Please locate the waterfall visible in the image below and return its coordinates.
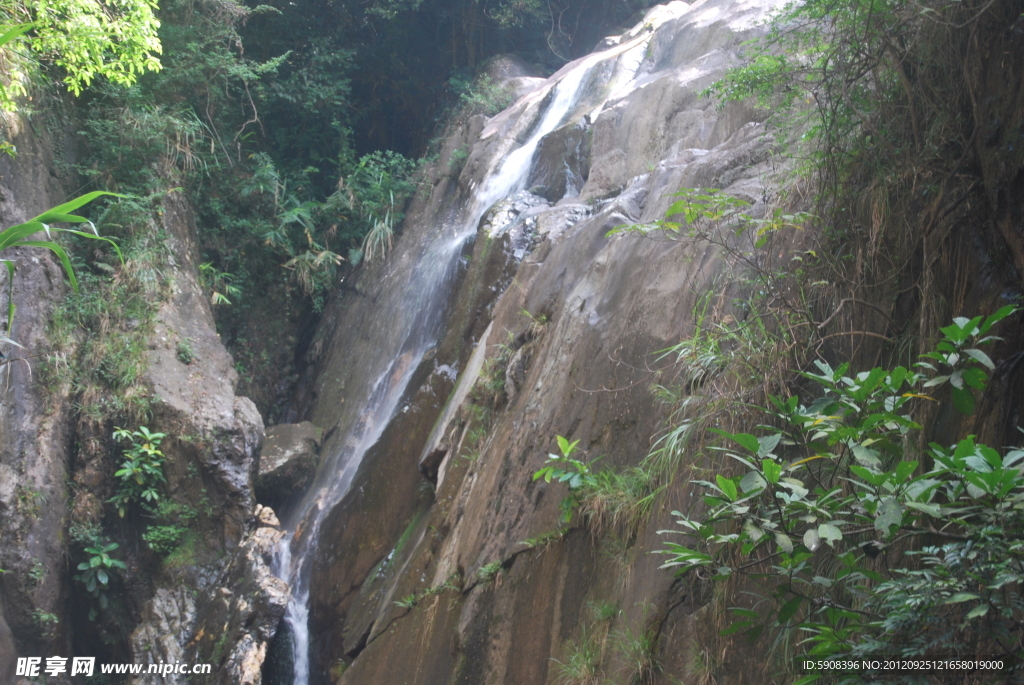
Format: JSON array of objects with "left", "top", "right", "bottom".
[{"left": 271, "top": 27, "right": 654, "bottom": 685}]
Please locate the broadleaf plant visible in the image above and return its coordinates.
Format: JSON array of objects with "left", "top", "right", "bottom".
[
  {"left": 109, "top": 425, "right": 167, "bottom": 517},
  {"left": 533, "top": 436, "right": 594, "bottom": 523},
  {"left": 73, "top": 542, "right": 127, "bottom": 621},
  {"left": 659, "top": 307, "right": 1022, "bottom": 676}
]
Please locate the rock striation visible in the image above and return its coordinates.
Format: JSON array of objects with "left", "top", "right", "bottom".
[{"left": 290, "top": 1, "right": 794, "bottom": 682}]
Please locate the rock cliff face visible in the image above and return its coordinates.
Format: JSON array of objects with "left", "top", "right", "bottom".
[
  {"left": 0, "top": 106, "right": 80, "bottom": 671},
  {"left": 283, "top": 1, "right": 797, "bottom": 682},
  {"left": 5, "top": 0, "right": 1024, "bottom": 683},
  {"left": 0, "top": 109, "right": 284, "bottom": 682},
  {"left": 276, "top": 1, "right": 1024, "bottom": 683}
]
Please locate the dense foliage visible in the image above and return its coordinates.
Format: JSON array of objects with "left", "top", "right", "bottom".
[
  {"left": 660, "top": 308, "right": 1022, "bottom": 680},
  {"left": 0, "top": 0, "right": 162, "bottom": 108},
  {"left": 632, "top": 1, "right": 1024, "bottom": 679}
]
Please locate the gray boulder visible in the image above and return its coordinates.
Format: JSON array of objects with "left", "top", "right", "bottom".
[{"left": 255, "top": 422, "right": 323, "bottom": 509}]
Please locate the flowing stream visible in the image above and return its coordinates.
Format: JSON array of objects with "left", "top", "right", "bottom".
[{"left": 271, "top": 30, "right": 652, "bottom": 685}]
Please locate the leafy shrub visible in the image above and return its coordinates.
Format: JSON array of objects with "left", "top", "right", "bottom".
[
  {"left": 449, "top": 72, "right": 515, "bottom": 118},
  {"left": 176, "top": 340, "right": 195, "bottom": 365},
  {"left": 143, "top": 500, "right": 198, "bottom": 554},
  {"left": 0, "top": 0, "right": 161, "bottom": 110},
  {"left": 142, "top": 525, "right": 185, "bottom": 555},
  {"left": 477, "top": 561, "right": 503, "bottom": 584},
  {"left": 109, "top": 426, "right": 166, "bottom": 517},
  {"left": 659, "top": 307, "right": 1022, "bottom": 669},
  {"left": 198, "top": 262, "right": 241, "bottom": 306},
  {"left": 534, "top": 435, "right": 592, "bottom": 522},
  {"left": 73, "top": 542, "right": 126, "bottom": 621}
]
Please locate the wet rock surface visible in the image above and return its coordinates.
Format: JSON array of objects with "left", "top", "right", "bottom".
[
  {"left": 292, "top": 1, "right": 791, "bottom": 683},
  {"left": 128, "top": 587, "right": 197, "bottom": 685},
  {"left": 527, "top": 119, "right": 592, "bottom": 201}
]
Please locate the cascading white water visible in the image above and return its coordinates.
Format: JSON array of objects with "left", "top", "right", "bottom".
[{"left": 271, "top": 26, "right": 655, "bottom": 685}]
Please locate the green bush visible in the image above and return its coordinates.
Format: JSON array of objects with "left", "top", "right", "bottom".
[
  {"left": 659, "top": 307, "right": 1022, "bottom": 673},
  {"left": 0, "top": 0, "right": 161, "bottom": 110},
  {"left": 534, "top": 435, "right": 663, "bottom": 538},
  {"left": 143, "top": 499, "right": 198, "bottom": 555},
  {"left": 109, "top": 425, "right": 166, "bottom": 517},
  {"left": 73, "top": 542, "right": 127, "bottom": 621}
]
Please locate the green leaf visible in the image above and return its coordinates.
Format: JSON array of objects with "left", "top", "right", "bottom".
[
  {"left": 874, "top": 497, "right": 902, "bottom": 534},
  {"left": 850, "top": 465, "right": 884, "bottom": 487},
  {"left": 757, "top": 433, "right": 782, "bottom": 457},
  {"left": 740, "top": 470, "right": 768, "bottom": 493},
  {"left": 953, "top": 436, "right": 977, "bottom": 460},
  {"left": 961, "top": 367, "right": 987, "bottom": 390},
  {"left": 979, "top": 305, "right": 1017, "bottom": 335},
  {"left": 945, "top": 592, "right": 981, "bottom": 604},
  {"left": 964, "top": 348, "right": 995, "bottom": 370},
  {"left": 0, "top": 23, "right": 32, "bottom": 50},
  {"left": 743, "top": 519, "right": 765, "bottom": 542},
  {"left": 774, "top": 532, "right": 793, "bottom": 554},
  {"left": 812, "top": 575, "right": 833, "bottom": 588},
  {"left": 719, "top": 619, "right": 755, "bottom": 636},
  {"left": 16, "top": 240, "right": 78, "bottom": 292},
  {"left": 762, "top": 459, "right": 782, "bottom": 484},
  {"left": 803, "top": 528, "right": 821, "bottom": 551},
  {"left": 965, "top": 604, "right": 989, "bottom": 619},
  {"left": 711, "top": 429, "right": 760, "bottom": 454},
  {"left": 32, "top": 191, "right": 123, "bottom": 221},
  {"left": 716, "top": 474, "right": 738, "bottom": 501},
  {"left": 851, "top": 444, "right": 882, "bottom": 468},
  {"left": 1004, "top": 449, "right": 1024, "bottom": 468},
  {"left": 777, "top": 596, "right": 802, "bottom": 623},
  {"left": 904, "top": 501, "right": 941, "bottom": 517},
  {"left": 818, "top": 523, "right": 842, "bottom": 545},
  {"left": 941, "top": 319, "right": 973, "bottom": 344},
  {"left": 894, "top": 460, "right": 918, "bottom": 483}
]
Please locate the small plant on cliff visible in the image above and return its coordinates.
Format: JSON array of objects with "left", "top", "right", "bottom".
[
  {"left": 534, "top": 436, "right": 663, "bottom": 538},
  {"left": 198, "top": 262, "right": 241, "bottom": 306},
  {"left": 109, "top": 426, "right": 166, "bottom": 517},
  {"left": 143, "top": 500, "right": 198, "bottom": 554},
  {"left": 31, "top": 610, "right": 59, "bottom": 638},
  {"left": 534, "top": 435, "right": 593, "bottom": 523},
  {"left": 658, "top": 308, "right": 1024, "bottom": 669},
  {"left": 74, "top": 542, "right": 126, "bottom": 621},
  {"left": 477, "top": 560, "right": 503, "bottom": 584},
  {"left": 555, "top": 625, "right": 605, "bottom": 685}
]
